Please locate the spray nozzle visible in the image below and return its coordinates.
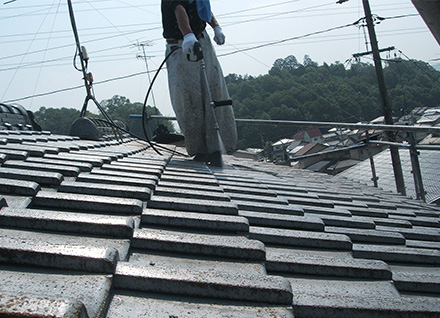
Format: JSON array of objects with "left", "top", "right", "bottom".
[{"left": 187, "top": 42, "right": 203, "bottom": 62}]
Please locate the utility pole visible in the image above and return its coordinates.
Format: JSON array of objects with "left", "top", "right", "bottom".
[
  {"left": 135, "top": 42, "right": 157, "bottom": 110},
  {"left": 362, "top": 0, "right": 406, "bottom": 195}
]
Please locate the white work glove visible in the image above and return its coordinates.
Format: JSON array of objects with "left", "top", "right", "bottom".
[
  {"left": 182, "top": 33, "right": 198, "bottom": 54},
  {"left": 213, "top": 26, "right": 225, "bottom": 45}
]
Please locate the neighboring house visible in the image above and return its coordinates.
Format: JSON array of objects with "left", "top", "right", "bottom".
[
  {"left": 291, "top": 143, "right": 328, "bottom": 169},
  {"left": 293, "top": 127, "right": 323, "bottom": 143},
  {"left": 286, "top": 140, "right": 304, "bottom": 155},
  {"left": 322, "top": 128, "right": 351, "bottom": 145},
  {"left": 417, "top": 107, "right": 440, "bottom": 126},
  {"left": 272, "top": 138, "right": 294, "bottom": 163},
  {"left": 263, "top": 107, "right": 440, "bottom": 177},
  {"left": 233, "top": 148, "right": 264, "bottom": 161},
  {"left": 420, "top": 130, "right": 440, "bottom": 145},
  {"left": 396, "top": 106, "right": 429, "bottom": 126}
]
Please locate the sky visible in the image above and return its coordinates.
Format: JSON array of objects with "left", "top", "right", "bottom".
[{"left": 1, "top": 0, "right": 439, "bottom": 118}]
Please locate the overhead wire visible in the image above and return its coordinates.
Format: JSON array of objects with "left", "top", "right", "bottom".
[
  {"left": 85, "top": 0, "right": 137, "bottom": 45},
  {"left": 30, "top": 0, "right": 62, "bottom": 107},
  {"left": 1, "top": 0, "right": 57, "bottom": 100},
  {"left": 0, "top": 1, "right": 422, "bottom": 63},
  {"left": 218, "top": 22, "right": 356, "bottom": 58},
  {"left": 222, "top": 1, "right": 335, "bottom": 28},
  {"left": 2, "top": 0, "right": 434, "bottom": 127},
  {"left": 1, "top": 25, "right": 429, "bottom": 72},
  {"left": 397, "top": 49, "right": 440, "bottom": 85},
  {"left": 2, "top": 1, "right": 429, "bottom": 108},
  {"left": 0, "top": 2, "right": 158, "bottom": 20}
]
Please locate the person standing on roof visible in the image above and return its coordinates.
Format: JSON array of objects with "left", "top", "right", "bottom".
[{"left": 161, "top": 0, "right": 237, "bottom": 166}]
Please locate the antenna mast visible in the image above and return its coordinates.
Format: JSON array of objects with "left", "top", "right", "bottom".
[{"left": 66, "top": 0, "right": 119, "bottom": 132}]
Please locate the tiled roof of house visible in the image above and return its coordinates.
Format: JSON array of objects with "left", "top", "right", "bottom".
[
  {"left": 1, "top": 129, "right": 440, "bottom": 317},
  {"left": 292, "top": 142, "right": 324, "bottom": 157},
  {"left": 293, "top": 128, "right": 322, "bottom": 140}
]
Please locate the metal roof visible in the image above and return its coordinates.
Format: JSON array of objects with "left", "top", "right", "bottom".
[
  {"left": 340, "top": 148, "right": 440, "bottom": 205},
  {"left": 0, "top": 129, "right": 440, "bottom": 317}
]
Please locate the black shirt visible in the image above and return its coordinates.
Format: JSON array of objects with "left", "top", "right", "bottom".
[{"left": 161, "top": 0, "right": 206, "bottom": 39}]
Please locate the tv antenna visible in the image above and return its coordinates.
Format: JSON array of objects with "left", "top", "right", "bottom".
[
  {"left": 66, "top": 0, "right": 117, "bottom": 126},
  {"left": 135, "top": 41, "right": 157, "bottom": 110},
  {"left": 3, "top": 0, "right": 120, "bottom": 138}
]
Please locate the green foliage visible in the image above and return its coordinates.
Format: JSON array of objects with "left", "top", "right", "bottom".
[
  {"left": 226, "top": 55, "right": 440, "bottom": 149},
  {"left": 34, "top": 107, "right": 81, "bottom": 135},
  {"left": 33, "top": 95, "right": 175, "bottom": 135},
  {"left": 99, "top": 95, "right": 175, "bottom": 133}
]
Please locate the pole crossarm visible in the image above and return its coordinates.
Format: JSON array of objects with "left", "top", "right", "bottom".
[{"left": 353, "top": 46, "right": 395, "bottom": 58}]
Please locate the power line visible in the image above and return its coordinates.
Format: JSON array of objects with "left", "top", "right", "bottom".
[
  {"left": 219, "top": 22, "right": 356, "bottom": 58},
  {"left": 0, "top": 28, "right": 157, "bottom": 61},
  {"left": 3, "top": 68, "right": 153, "bottom": 103},
  {"left": 30, "top": 0, "right": 62, "bottom": 107},
  {"left": 1, "top": 25, "right": 430, "bottom": 72},
  {"left": 1, "top": 0, "right": 435, "bottom": 107},
  {"left": 0, "top": 1, "right": 422, "bottom": 63},
  {"left": 85, "top": 0, "right": 137, "bottom": 45},
  {"left": 1, "top": 0, "right": 58, "bottom": 100},
  {"left": 0, "top": 18, "right": 373, "bottom": 105},
  {"left": 222, "top": 2, "right": 335, "bottom": 28}
]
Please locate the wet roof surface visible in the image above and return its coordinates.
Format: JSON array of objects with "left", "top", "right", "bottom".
[{"left": 1, "top": 130, "right": 440, "bottom": 317}]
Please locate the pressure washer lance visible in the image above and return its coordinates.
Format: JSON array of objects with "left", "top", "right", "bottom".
[{"left": 187, "top": 42, "right": 232, "bottom": 162}]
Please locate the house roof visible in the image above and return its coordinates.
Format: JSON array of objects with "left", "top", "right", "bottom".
[
  {"left": 292, "top": 142, "right": 325, "bottom": 157},
  {"left": 272, "top": 138, "right": 294, "bottom": 147},
  {"left": 420, "top": 133, "right": 440, "bottom": 145},
  {"left": 1, "top": 128, "right": 440, "bottom": 317},
  {"left": 293, "top": 128, "right": 322, "bottom": 140}
]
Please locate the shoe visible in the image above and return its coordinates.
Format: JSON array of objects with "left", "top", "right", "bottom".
[
  {"left": 207, "top": 151, "right": 222, "bottom": 167},
  {"left": 193, "top": 153, "right": 207, "bottom": 162}
]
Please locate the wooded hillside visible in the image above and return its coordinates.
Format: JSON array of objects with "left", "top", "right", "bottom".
[{"left": 226, "top": 56, "right": 440, "bottom": 149}]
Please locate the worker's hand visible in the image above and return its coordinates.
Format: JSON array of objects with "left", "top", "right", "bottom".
[
  {"left": 213, "top": 26, "right": 225, "bottom": 45},
  {"left": 182, "top": 33, "right": 198, "bottom": 54}
]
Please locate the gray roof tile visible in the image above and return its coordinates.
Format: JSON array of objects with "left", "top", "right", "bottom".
[
  {"left": 113, "top": 262, "right": 293, "bottom": 305},
  {"left": 0, "top": 266, "right": 110, "bottom": 317},
  {"left": 0, "top": 131, "right": 439, "bottom": 316},
  {"left": 132, "top": 228, "right": 265, "bottom": 261}
]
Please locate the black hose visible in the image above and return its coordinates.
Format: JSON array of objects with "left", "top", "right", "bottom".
[
  {"left": 141, "top": 45, "right": 181, "bottom": 155},
  {"left": 91, "top": 45, "right": 188, "bottom": 158},
  {"left": 97, "top": 120, "right": 189, "bottom": 157}
]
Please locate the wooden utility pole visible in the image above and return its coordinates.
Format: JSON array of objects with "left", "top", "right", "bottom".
[{"left": 362, "top": 0, "right": 406, "bottom": 195}]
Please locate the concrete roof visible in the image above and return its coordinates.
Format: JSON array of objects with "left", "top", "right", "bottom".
[{"left": 1, "top": 129, "right": 440, "bottom": 317}]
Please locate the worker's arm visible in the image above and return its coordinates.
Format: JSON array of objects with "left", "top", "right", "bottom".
[
  {"left": 174, "top": 4, "right": 193, "bottom": 36},
  {"left": 174, "top": 4, "right": 197, "bottom": 53},
  {"left": 208, "top": 13, "right": 225, "bottom": 45},
  {"left": 208, "top": 13, "right": 220, "bottom": 29}
]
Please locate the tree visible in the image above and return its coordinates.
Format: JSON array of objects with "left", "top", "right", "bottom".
[
  {"left": 33, "top": 95, "right": 176, "bottom": 136},
  {"left": 227, "top": 57, "right": 440, "bottom": 149},
  {"left": 101, "top": 95, "right": 131, "bottom": 115},
  {"left": 34, "top": 107, "right": 81, "bottom": 135},
  {"left": 99, "top": 95, "right": 175, "bottom": 133}
]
